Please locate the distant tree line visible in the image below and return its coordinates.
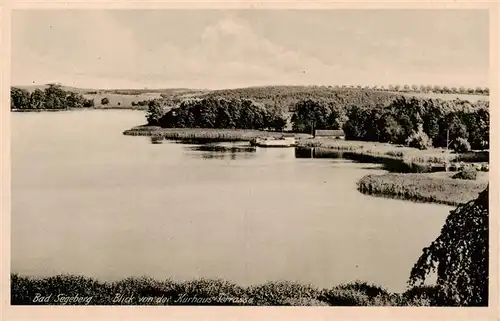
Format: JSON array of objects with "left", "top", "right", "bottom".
[
  {"left": 331, "top": 84, "right": 489, "bottom": 95},
  {"left": 11, "top": 84, "right": 94, "bottom": 110},
  {"left": 148, "top": 97, "right": 287, "bottom": 131},
  {"left": 199, "top": 86, "right": 398, "bottom": 112},
  {"left": 292, "top": 96, "right": 489, "bottom": 151}
]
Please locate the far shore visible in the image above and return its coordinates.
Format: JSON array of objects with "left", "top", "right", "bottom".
[{"left": 11, "top": 106, "right": 148, "bottom": 112}]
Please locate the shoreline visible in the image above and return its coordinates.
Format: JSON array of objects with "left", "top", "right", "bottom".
[
  {"left": 123, "top": 126, "right": 311, "bottom": 141},
  {"left": 10, "top": 273, "right": 443, "bottom": 306},
  {"left": 12, "top": 106, "right": 147, "bottom": 112},
  {"left": 357, "top": 172, "right": 488, "bottom": 206}
]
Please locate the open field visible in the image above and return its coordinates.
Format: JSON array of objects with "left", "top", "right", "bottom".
[
  {"left": 11, "top": 274, "right": 444, "bottom": 306},
  {"left": 83, "top": 93, "right": 162, "bottom": 109}
]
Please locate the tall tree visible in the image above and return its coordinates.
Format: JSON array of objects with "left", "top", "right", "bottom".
[
  {"left": 291, "top": 99, "right": 332, "bottom": 134},
  {"left": 378, "top": 113, "right": 403, "bottom": 143},
  {"left": 146, "top": 100, "right": 165, "bottom": 125},
  {"left": 409, "top": 186, "right": 489, "bottom": 306}
]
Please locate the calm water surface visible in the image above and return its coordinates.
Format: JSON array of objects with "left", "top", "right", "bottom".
[{"left": 12, "top": 110, "right": 451, "bottom": 293}]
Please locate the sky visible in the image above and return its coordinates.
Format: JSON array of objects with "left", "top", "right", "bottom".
[{"left": 12, "top": 9, "right": 489, "bottom": 89}]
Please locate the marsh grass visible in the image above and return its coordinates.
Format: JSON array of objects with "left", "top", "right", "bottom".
[
  {"left": 11, "top": 274, "right": 446, "bottom": 306},
  {"left": 123, "top": 126, "right": 309, "bottom": 142},
  {"left": 357, "top": 173, "right": 487, "bottom": 206},
  {"left": 454, "top": 151, "right": 489, "bottom": 163},
  {"left": 295, "top": 139, "right": 488, "bottom": 174}
]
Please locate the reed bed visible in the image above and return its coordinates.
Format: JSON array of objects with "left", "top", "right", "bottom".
[
  {"left": 357, "top": 173, "right": 487, "bottom": 206},
  {"left": 162, "top": 129, "right": 273, "bottom": 142},
  {"left": 405, "top": 151, "right": 488, "bottom": 165},
  {"left": 10, "top": 274, "right": 440, "bottom": 306},
  {"left": 405, "top": 155, "right": 454, "bottom": 164},
  {"left": 295, "top": 139, "right": 489, "bottom": 173},
  {"left": 123, "top": 126, "right": 306, "bottom": 142},
  {"left": 454, "top": 151, "right": 489, "bottom": 163}
]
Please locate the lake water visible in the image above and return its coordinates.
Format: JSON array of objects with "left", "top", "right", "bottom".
[{"left": 11, "top": 109, "right": 451, "bottom": 293}]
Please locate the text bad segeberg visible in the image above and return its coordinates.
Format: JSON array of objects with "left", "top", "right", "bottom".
[{"left": 32, "top": 293, "right": 253, "bottom": 305}]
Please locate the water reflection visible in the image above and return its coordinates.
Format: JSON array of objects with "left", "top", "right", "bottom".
[
  {"left": 185, "top": 142, "right": 257, "bottom": 160},
  {"left": 150, "top": 136, "right": 164, "bottom": 144},
  {"left": 191, "top": 144, "right": 256, "bottom": 153},
  {"left": 295, "top": 147, "right": 344, "bottom": 159}
]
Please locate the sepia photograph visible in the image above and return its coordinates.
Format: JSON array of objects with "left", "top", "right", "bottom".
[{"left": 5, "top": 6, "right": 494, "bottom": 312}]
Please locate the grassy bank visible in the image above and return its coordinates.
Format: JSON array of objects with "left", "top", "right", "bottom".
[
  {"left": 123, "top": 126, "right": 312, "bottom": 142},
  {"left": 11, "top": 274, "right": 445, "bottom": 306},
  {"left": 296, "top": 139, "right": 488, "bottom": 171},
  {"left": 297, "top": 138, "right": 449, "bottom": 162},
  {"left": 357, "top": 172, "right": 488, "bottom": 206}
]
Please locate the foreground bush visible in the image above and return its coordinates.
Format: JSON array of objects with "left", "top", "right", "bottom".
[
  {"left": 401, "top": 285, "right": 444, "bottom": 306},
  {"left": 319, "top": 281, "right": 396, "bottom": 306},
  {"left": 12, "top": 274, "right": 455, "bottom": 306},
  {"left": 247, "top": 281, "right": 320, "bottom": 306}
]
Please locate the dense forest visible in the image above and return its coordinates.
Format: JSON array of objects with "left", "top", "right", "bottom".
[
  {"left": 11, "top": 84, "right": 95, "bottom": 110},
  {"left": 150, "top": 97, "right": 287, "bottom": 131},
  {"left": 146, "top": 89, "right": 401, "bottom": 130},
  {"left": 292, "top": 96, "right": 489, "bottom": 150}
]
